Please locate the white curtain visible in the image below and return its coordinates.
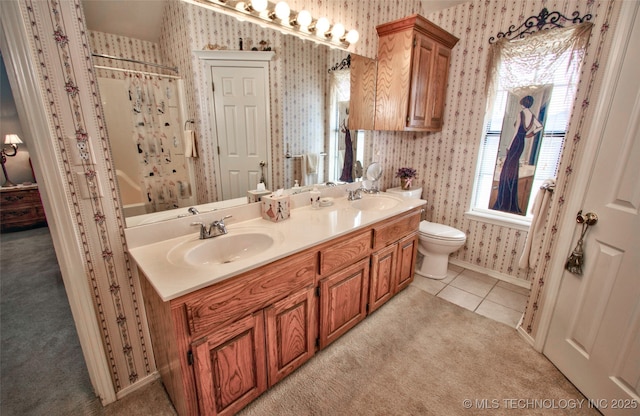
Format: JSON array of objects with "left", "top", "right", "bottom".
[{"left": 485, "top": 22, "right": 593, "bottom": 108}]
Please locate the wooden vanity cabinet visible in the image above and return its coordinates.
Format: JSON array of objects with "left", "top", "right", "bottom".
[
  {"left": 369, "top": 243, "right": 398, "bottom": 313},
  {"left": 191, "top": 311, "right": 267, "bottom": 416},
  {"left": 374, "top": 14, "right": 458, "bottom": 132},
  {"left": 265, "top": 286, "right": 316, "bottom": 385},
  {"left": 139, "top": 207, "right": 423, "bottom": 416},
  {"left": 395, "top": 233, "right": 419, "bottom": 292},
  {"left": 140, "top": 251, "right": 317, "bottom": 416},
  {"left": 369, "top": 212, "right": 420, "bottom": 313},
  {"left": 318, "top": 258, "right": 370, "bottom": 348},
  {"left": 317, "top": 229, "right": 372, "bottom": 348}
]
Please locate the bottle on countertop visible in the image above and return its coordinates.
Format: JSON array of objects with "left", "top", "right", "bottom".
[{"left": 310, "top": 187, "right": 321, "bottom": 209}]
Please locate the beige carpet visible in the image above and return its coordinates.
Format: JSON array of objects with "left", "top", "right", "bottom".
[
  {"left": 96, "top": 285, "right": 596, "bottom": 416},
  {"left": 238, "top": 286, "right": 596, "bottom": 416}
]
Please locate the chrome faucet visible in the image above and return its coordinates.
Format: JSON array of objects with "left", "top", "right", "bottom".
[
  {"left": 362, "top": 185, "right": 380, "bottom": 194},
  {"left": 347, "top": 188, "right": 364, "bottom": 201},
  {"left": 187, "top": 207, "right": 200, "bottom": 215},
  {"left": 191, "top": 215, "right": 232, "bottom": 239}
]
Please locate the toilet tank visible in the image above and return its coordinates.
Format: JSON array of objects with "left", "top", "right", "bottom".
[{"left": 385, "top": 186, "right": 423, "bottom": 199}]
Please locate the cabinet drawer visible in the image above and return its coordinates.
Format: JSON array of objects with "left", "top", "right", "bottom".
[
  {"left": 183, "top": 252, "right": 316, "bottom": 335},
  {"left": 373, "top": 210, "right": 421, "bottom": 250},
  {"left": 319, "top": 230, "right": 372, "bottom": 276},
  {"left": 1, "top": 189, "right": 40, "bottom": 205}
]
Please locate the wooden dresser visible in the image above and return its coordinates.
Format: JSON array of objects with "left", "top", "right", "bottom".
[{"left": 0, "top": 184, "right": 47, "bottom": 233}]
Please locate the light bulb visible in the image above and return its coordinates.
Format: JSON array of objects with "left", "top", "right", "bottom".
[
  {"left": 274, "top": 2, "right": 290, "bottom": 20},
  {"left": 345, "top": 29, "right": 359, "bottom": 44},
  {"left": 236, "top": 1, "right": 247, "bottom": 11},
  {"left": 250, "top": 0, "right": 268, "bottom": 12},
  {"left": 331, "top": 23, "right": 345, "bottom": 40},
  {"left": 296, "top": 10, "right": 312, "bottom": 27},
  {"left": 315, "top": 17, "right": 330, "bottom": 36}
]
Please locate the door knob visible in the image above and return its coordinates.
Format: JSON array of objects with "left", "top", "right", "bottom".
[{"left": 576, "top": 210, "right": 598, "bottom": 226}]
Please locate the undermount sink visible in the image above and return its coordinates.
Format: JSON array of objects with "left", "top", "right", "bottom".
[
  {"left": 350, "top": 194, "right": 402, "bottom": 211},
  {"left": 167, "top": 227, "right": 282, "bottom": 267}
]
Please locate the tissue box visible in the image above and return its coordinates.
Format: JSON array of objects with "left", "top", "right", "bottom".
[
  {"left": 247, "top": 189, "right": 272, "bottom": 203},
  {"left": 261, "top": 194, "right": 290, "bottom": 222}
]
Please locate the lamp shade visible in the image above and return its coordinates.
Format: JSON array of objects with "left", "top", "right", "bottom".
[{"left": 4, "top": 134, "right": 23, "bottom": 145}]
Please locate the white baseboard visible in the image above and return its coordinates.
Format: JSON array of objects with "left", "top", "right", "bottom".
[
  {"left": 516, "top": 324, "right": 536, "bottom": 349},
  {"left": 115, "top": 372, "right": 161, "bottom": 400},
  {"left": 449, "top": 258, "right": 532, "bottom": 290}
]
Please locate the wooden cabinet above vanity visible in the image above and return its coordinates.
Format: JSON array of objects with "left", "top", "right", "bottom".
[
  {"left": 137, "top": 204, "right": 422, "bottom": 416},
  {"left": 374, "top": 14, "right": 459, "bottom": 132}
]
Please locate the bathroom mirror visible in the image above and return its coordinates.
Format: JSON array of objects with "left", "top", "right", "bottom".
[{"left": 83, "top": 0, "right": 371, "bottom": 226}]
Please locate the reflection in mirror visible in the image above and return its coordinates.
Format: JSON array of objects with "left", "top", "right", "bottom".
[
  {"left": 84, "top": 0, "right": 370, "bottom": 227},
  {"left": 364, "top": 161, "right": 383, "bottom": 192},
  {"left": 365, "top": 162, "right": 383, "bottom": 181},
  {"left": 98, "top": 75, "right": 195, "bottom": 218},
  {"left": 489, "top": 85, "right": 550, "bottom": 215},
  {"left": 328, "top": 56, "right": 363, "bottom": 185}
]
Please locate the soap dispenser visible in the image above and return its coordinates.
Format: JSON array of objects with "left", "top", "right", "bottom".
[{"left": 293, "top": 180, "right": 300, "bottom": 188}]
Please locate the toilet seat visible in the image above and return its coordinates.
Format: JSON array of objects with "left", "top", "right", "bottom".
[{"left": 419, "top": 221, "right": 466, "bottom": 241}]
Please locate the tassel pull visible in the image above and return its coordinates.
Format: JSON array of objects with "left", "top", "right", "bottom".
[
  {"left": 565, "top": 240, "right": 584, "bottom": 275},
  {"left": 565, "top": 210, "right": 598, "bottom": 275}
]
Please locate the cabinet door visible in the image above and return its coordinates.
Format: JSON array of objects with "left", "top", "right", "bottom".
[
  {"left": 407, "top": 32, "right": 435, "bottom": 129},
  {"left": 191, "top": 312, "right": 267, "bottom": 416},
  {"left": 318, "top": 258, "right": 370, "bottom": 348},
  {"left": 369, "top": 243, "right": 398, "bottom": 313},
  {"left": 265, "top": 287, "right": 316, "bottom": 386},
  {"left": 428, "top": 43, "right": 452, "bottom": 130},
  {"left": 349, "top": 54, "right": 377, "bottom": 130},
  {"left": 374, "top": 28, "right": 414, "bottom": 131},
  {"left": 395, "top": 233, "right": 419, "bottom": 292},
  {"left": 407, "top": 32, "right": 452, "bottom": 131}
]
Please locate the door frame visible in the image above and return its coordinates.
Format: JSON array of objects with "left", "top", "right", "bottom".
[
  {"left": 532, "top": 0, "right": 637, "bottom": 352},
  {"left": 0, "top": 2, "right": 116, "bottom": 404},
  {"left": 195, "top": 51, "right": 274, "bottom": 201}
]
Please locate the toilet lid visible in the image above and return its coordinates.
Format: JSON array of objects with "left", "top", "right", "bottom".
[{"left": 419, "top": 221, "right": 466, "bottom": 241}]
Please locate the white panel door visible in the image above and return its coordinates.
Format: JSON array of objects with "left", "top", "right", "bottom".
[
  {"left": 212, "top": 65, "right": 269, "bottom": 199},
  {"left": 543, "top": 5, "right": 640, "bottom": 415}
]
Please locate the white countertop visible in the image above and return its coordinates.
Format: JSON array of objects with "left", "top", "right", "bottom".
[{"left": 128, "top": 193, "right": 426, "bottom": 302}]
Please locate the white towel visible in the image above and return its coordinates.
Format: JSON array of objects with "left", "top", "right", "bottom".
[
  {"left": 519, "top": 179, "right": 555, "bottom": 269},
  {"left": 300, "top": 153, "right": 320, "bottom": 186},
  {"left": 305, "top": 153, "right": 318, "bottom": 174},
  {"left": 183, "top": 130, "right": 197, "bottom": 158}
]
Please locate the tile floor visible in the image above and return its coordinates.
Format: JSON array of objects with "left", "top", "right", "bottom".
[{"left": 410, "top": 263, "right": 530, "bottom": 328}]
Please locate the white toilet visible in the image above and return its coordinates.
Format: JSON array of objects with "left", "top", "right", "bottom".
[{"left": 386, "top": 187, "right": 466, "bottom": 279}]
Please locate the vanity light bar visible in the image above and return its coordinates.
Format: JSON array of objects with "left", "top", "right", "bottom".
[{"left": 187, "top": 0, "right": 359, "bottom": 49}]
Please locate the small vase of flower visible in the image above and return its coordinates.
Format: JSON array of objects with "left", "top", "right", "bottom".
[{"left": 396, "top": 167, "right": 417, "bottom": 190}]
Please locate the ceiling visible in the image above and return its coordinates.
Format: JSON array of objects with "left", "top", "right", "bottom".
[{"left": 82, "top": 0, "right": 468, "bottom": 43}]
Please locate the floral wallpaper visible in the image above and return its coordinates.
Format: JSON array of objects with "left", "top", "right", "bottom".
[
  {"left": 12, "top": 0, "right": 621, "bottom": 398},
  {"left": 375, "top": 0, "right": 619, "bottom": 337},
  {"left": 21, "top": 0, "right": 153, "bottom": 392},
  {"left": 89, "top": 30, "right": 173, "bottom": 76}
]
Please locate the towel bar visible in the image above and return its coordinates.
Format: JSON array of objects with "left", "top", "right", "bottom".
[{"left": 286, "top": 152, "right": 327, "bottom": 159}]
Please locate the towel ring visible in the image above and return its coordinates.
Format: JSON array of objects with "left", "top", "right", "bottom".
[{"left": 184, "top": 119, "right": 195, "bottom": 130}]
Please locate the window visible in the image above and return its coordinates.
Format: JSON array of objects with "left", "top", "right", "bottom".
[{"left": 468, "top": 24, "right": 592, "bottom": 228}]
